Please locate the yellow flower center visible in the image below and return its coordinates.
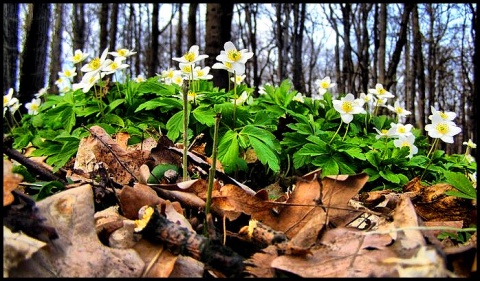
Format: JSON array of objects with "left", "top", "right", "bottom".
[
  {"left": 342, "top": 101, "right": 353, "bottom": 113},
  {"left": 89, "top": 58, "right": 101, "bottom": 70},
  {"left": 439, "top": 112, "right": 447, "bottom": 119},
  {"left": 381, "top": 129, "right": 388, "bottom": 134},
  {"left": 184, "top": 51, "right": 195, "bottom": 62},
  {"left": 401, "top": 141, "right": 410, "bottom": 148},
  {"left": 117, "top": 49, "right": 128, "bottom": 56},
  {"left": 4, "top": 96, "right": 9, "bottom": 106},
  {"left": 398, "top": 127, "right": 406, "bottom": 133},
  {"left": 225, "top": 62, "right": 233, "bottom": 69},
  {"left": 378, "top": 88, "right": 386, "bottom": 95},
  {"left": 73, "top": 54, "right": 81, "bottom": 62},
  {"left": 197, "top": 70, "right": 205, "bottom": 76},
  {"left": 320, "top": 81, "right": 329, "bottom": 89},
  {"left": 110, "top": 62, "right": 119, "bottom": 70},
  {"left": 436, "top": 123, "right": 449, "bottom": 134},
  {"left": 227, "top": 50, "right": 241, "bottom": 62},
  {"left": 182, "top": 65, "right": 193, "bottom": 73},
  {"left": 64, "top": 70, "right": 72, "bottom": 76}
]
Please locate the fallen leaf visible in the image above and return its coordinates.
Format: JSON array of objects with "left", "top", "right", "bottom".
[{"left": 8, "top": 184, "right": 145, "bottom": 277}]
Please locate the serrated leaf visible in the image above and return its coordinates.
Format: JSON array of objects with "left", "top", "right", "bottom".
[
  {"left": 379, "top": 170, "right": 400, "bottom": 184},
  {"left": 192, "top": 105, "right": 216, "bottom": 126},
  {"left": 166, "top": 111, "right": 184, "bottom": 142},
  {"left": 217, "top": 129, "right": 247, "bottom": 173},
  {"left": 248, "top": 136, "right": 280, "bottom": 173},
  {"left": 443, "top": 171, "right": 476, "bottom": 199},
  {"left": 135, "top": 97, "right": 182, "bottom": 112}
]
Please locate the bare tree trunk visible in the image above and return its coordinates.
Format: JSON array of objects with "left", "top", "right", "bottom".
[
  {"left": 378, "top": 3, "right": 387, "bottom": 85},
  {"left": 3, "top": 3, "right": 19, "bottom": 94},
  {"left": 187, "top": 3, "right": 198, "bottom": 47},
  {"left": 148, "top": 4, "right": 159, "bottom": 78},
  {"left": 372, "top": 4, "right": 379, "bottom": 85},
  {"left": 176, "top": 3, "right": 183, "bottom": 57},
  {"left": 245, "top": 3, "right": 260, "bottom": 91},
  {"left": 18, "top": 3, "right": 51, "bottom": 110},
  {"left": 292, "top": 3, "right": 306, "bottom": 94},
  {"left": 109, "top": 3, "right": 118, "bottom": 50},
  {"left": 72, "top": 4, "right": 86, "bottom": 81},
  {"left": 357, "top": 3, "right": 372, "bottom": 94},
  {"left": 48, "top": 3, "right": 63, "bottom": 94},
  {"left": 385, "top": 3, "right": 414, "bottom": 90},
  {"left": 412, "top": 4, "right": 426, "bottom": 131},
  {"left": 275, "top": 4, "right": 290, "bottom": 83},
  {"left": 99, "top": 3, "right": 109, "bottom": 54},
  {"left": 469, "top": 3, "right": 478, "bottom": 149},
  {"left": 205, "top": 3, "right": 234, "bottom": 90},
  {"left": 341, "top": 3, "right": 354, "bottom": 94}
]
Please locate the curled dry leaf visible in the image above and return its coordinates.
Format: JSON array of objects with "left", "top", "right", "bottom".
[{"left": 3, "top": 159, "right": 23, "bottom": 207}]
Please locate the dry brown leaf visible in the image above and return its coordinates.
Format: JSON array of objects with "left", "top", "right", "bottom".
[
  {"left": 74, "top": 125, "right": 150, "bottom": 185},
  {"left": 271, "top": 227, "right": 396, "bottom": 277},
  {"left": 118, "top": 183, "right": 165, "bottom": 220},
  {"left": 133, "top": 239, "right": 177, "bottom": 277},
  {"left": 8, "top": 184, "right": 144, "bottom": 277},
  {"left": 244, "top": 245, "right": 279, "bottom": 278},
  {"left": 3, "top": 159, "right": 23, "bottom": 206}
]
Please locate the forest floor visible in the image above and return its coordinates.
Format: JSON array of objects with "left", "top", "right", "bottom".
[{"left": 3, "top": 125, "right": 477, "bottom": 278}]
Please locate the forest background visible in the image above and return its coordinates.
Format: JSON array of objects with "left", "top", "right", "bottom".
[{"left": 2, "top": 3, "right": 478, "bottom": 155}]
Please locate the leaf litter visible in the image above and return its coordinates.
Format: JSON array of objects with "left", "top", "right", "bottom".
[{"left": 3, "top": 125, "right": 477, "bottom": 277}]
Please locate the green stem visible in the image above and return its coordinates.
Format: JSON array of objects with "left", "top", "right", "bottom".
[
  {"left": 182, "top": 83, "right": 190, "bottom": 181},
  {"left": 341, "top": 123, "right": 350, "bottom": 141},
  {"left": 232, "top": 71, "right": 237, "bottom": 130},
  {"left": 420, "top": 138, "right": 439, "bottom": 181},
  {"left": 329, "top": 120, "right": 343, "bottom": 144},
  {"left": 204, "top": 113, "right": 221, "bottom": 236}
]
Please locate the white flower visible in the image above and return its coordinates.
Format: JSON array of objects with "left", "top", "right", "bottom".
[
  {"left": 332, "top": 93, "right": 366, "bottom": 124},
  {"left": 387, "top": 122, "right": 414, "bottom": 137},
  {"left": 4, "top": 88, "right": 16, "bottom": 108},
  {"left": 73, "top": 71, "right": 106, "bottom": 93},
  {"left": 25, "top": 98, "right": 42, "bottom": 115},
  {"left": 34, "top": 87, "right": 49, "bottom": 99},
  {"left": 231, "top": 74, "right": 246, "bottom": 85},
  {"left": 9, "top": 98, "right": 21, "bottom": 114},
  {"left": 292, "top": 92, "right": 305, "bottom": 103},
  {"left": 102, "top": 56, "right": 129, "bottom": 75},
  {"left": 68, "top": 49, "right": 90, "bottom": 64},
  {"left": 193, "top": 66, "right": 213, "bottom": 80},
  {"left": 172, "top": 45, "right": 208, "bottom": 65},
  {"left": 368, "top": 83, "right": 394, "bottom": 99},
  {"left": 374, "top": 127, "right": 391, "bottom": 139},
  {"left": 179, "top": 62, "right": 195, "bottom": 76},
  {"left": 171, "top": 73, "right": 184, "bottom": 87},
  {"left": 212, "top": 61, "right": 235, "bottom": 73},
  {"left": 428, "top": 106, "right": 456, "bottom": 122},
  {"left": 81, "top": 48, "right": 112, "bottom": 75},
  {"left": 393, "top": 134, "right": 418, "bottom": 158},
  {"left": 387, "top": 100, "right": 411, "bottom": 118},
  {"left": 231, "top": 91, "right": 249, "bottom": 106},
  {"left": 135, "top": 75, "right": 146, "bottom": 83},
  {"left": 58, "top": 67, "right": 78, "bottom": 81},
  {"left": 258, "top": 84, "right": 270, "bottom": 95},
  {"left": 315, "top": 76, "right": 336, "bottom": 96},
  {"left": 215, "top": 41, "right": 253, "bottom": 75},
  {"left": 108, "top": 48, "right": 137, "bottom": 58},
  {"left": 424, "top": 120, "right": 462, "bottom": 143},
  {"left": 463, "top": 139, "right": 477, "bottom": 149}
]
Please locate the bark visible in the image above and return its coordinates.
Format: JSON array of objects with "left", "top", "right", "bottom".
[
  {"left": 99, "top": 3, "right": 109, "bottom": 54},
  {"left": 48, "top": 3, "right": 64, "bottom": 94},
  {"left": 148, "top": 4, "right": 159, "bottom": 78},
  {"left": 292, "top": 3, "right": 306, "bottom": 94},
  {"left": 109, "top": 3, "right": 118, "bottom": 50},
  {"left": 176, "top": 3, "right": 183, "bottom": 58},
  {"left": 3, "top": 3, "right": 19, "bottom": 94},
  {"left": 18, "top": 3, "right": 51, "bottom": 110},
  {"left": 205, "top": 3, "right": 234, "bottom": 90},
  {"left": 187, "top": 3, "right": 198, "bottom": 47},
  {"left": 412, "top": 4, "right": 426, "bottom": 130}
]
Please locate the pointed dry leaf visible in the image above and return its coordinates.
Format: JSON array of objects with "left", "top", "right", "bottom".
[{"left": 3, "top": 159, "right": 23, "bottom": 206}]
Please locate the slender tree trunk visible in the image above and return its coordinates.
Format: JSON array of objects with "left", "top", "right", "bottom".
[
  {"left": 48, "top": 3, "right": 64, "bottom": 94},
  {"left": 385, "top": 3, "right": 414, "bottom": 90},
  {"left": 341, "top": 3, "right": 354, "bottom": 94},
  {"left": 176, "top": 3, "right": 183, "bottom": 57},
  {"left": 99, "top": 3, "right": 109, "bottom": 54},
  {"left": 187, "top": 3, "right": 198, "bottom": 47},
  {"left": 109, "top": 3, "right": 118, "bottom": 50},
  {"left": 378, "top": 3, "right": 387, "bottom": 85},
  {"left": 3, "top": 3, "right": 20, "bottom": 94},
  {"left": 412, "top": 4, "right": 426, "bottom": 131},
  {"left": 72, "top": 4, "right": 86, "bottom": 81},
  {"left": 471, "top": 3, "right": 478, "bottom": 150},
  {"left": 245, "top": 3, "right": 260, "bottom": 91},
  {"left": 205, "top": 3, "right": 234, "bottom": 90},
  {"left": 148, "top": 4, "right": 159, "bottom": 78},
  {"left": 18, "top": 3, "right": 51, "bottom": 110},
  {"left": 292, "top": 3, "right": 306, "bottom": 94}
]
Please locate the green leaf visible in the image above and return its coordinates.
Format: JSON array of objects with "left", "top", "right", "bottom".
[
  {"left": 365, "top": 150, "right": 381, "bottom": 169},
  {"left": 192, "top": 105, "right": 216, "bottom": 126},
  {"left": 379, "top": 170, "right": 400, "bottom": 184},
  {"left": 166, "top": 111, "right": 184, "bottom": 142},
  {"left": 443, "top": 171, "right": 476, "bottom": 200},
  {"left": 247, "top": 135, "right": 280, "bottom": 173},
  {"left": 106, "top": 98, "right": 126, "bottom": 113},
  {"left": 135, "top": 97, "right": 182, "bottom": 112},
  {"left": 311, "top": 154, "right": 339, "bottom": 176},
  {"left": 101, "top": 113, "right": 125, "bottom": 128},
  {"left": 217, "top": 129, "right": 247, "bottom": 174},
  {"left": 33, "top": 181, "right": 64, "bottom": 201}
]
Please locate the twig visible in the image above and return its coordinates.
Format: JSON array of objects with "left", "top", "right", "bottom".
[{"left": 3, "top": 136, "right": 67, "bottom": 185}]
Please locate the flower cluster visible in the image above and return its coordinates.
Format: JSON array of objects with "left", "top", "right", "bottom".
[{"left": 3, "top": 88, "right": 21, "bottom": 118}]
